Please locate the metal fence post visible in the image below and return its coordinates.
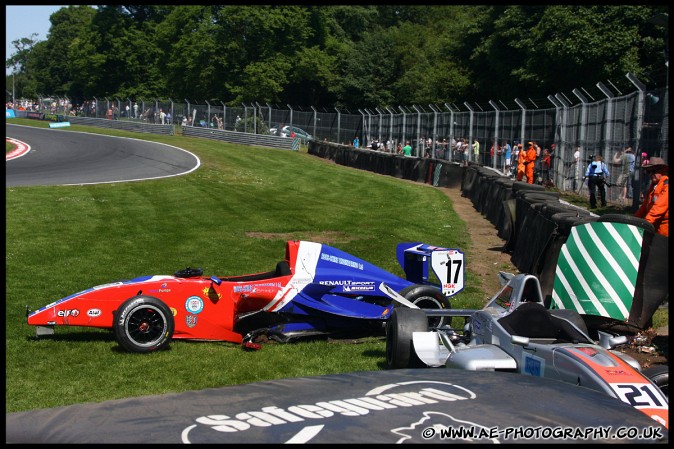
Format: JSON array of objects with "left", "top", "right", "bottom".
[
  {"left": 626, "top": 72, "right": 648, "bottom": 210},
  {"left": 334, "top": 107, "right": 341, "bottom": 144},
  {"left": 412, "top": 105, "right": 422, "bottom": 157},
  {"left": 548, "top": 95, "right": 565, "bottom": 188},
  {"left": 311, "top": 106, "right": 318, "bottom": 138},
  {"left": 464, "top": 102, "right": 474, "bottom": 163},
  {"left": 489, "top": 100, "right": 501, "bottom": 170},
  {"left": 597, "top": 81, "right": 616, "bottom": 157},
  {"left": 287, "top": 104, "right": 293, "bottom": 130}
]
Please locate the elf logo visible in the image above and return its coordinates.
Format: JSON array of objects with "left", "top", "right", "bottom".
[{"left": 57, "top": 309, "right": 80, "bottom": 318}]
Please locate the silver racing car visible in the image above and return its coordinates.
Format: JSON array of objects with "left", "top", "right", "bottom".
[{"left": 380, "top": 273, "right": 668, "bottom": 429}]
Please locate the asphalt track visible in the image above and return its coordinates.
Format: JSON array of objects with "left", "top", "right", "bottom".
[{"left": 5, "top": 124, "right": 200, "bottom": 187}]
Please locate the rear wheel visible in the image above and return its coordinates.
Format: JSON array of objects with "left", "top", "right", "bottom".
[
  {"left": 399, "top": 284, "right": 452, "bottom": 328},
  {"left": 386, "top": 308, "right": 429, "bottom": 369},
  {"left": 114, "top": 296, "right": 174, "bottom": 353},
  {"left": 643, "top": 365, "right": 668, "bottom": 399}
]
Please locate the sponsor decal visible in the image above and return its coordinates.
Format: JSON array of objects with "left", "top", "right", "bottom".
[
  {"left": 185, "top": 296, "right": 204, "bottom": 314},
  {"left": 186, "top": 314, "right": 198, "bottom": 328},
  {"left": 57, "top": 309, "right": 80, "bottom": 318},
  {"left": 320, "top": 253, "right": 364, "bottom": 270},
  {"left": 149, "top": 282, "right": 171, "bottom": 293},
  {"left": 86, "top": 308, "right": 102, "bottom": 317},
  {"left": 203, "top": 286, "right": 222, "bottom": 301},
  {"left": 182, "top": 380, "right": 477, "bottom": 443},
  {"left": 319, "top": 280, "right": 376, "bottom": 292},
  {"left": 170, "top": 307, "right": 178, "bottom": 317},
  {"left": 233, "top": 282, "right": 282, "bottom": 293},
  {"left": 522, "top": 353, "right": 545, "bottom": 377}
]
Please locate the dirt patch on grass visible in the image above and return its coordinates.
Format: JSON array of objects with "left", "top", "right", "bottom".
[
  {"left": 436, "top": 186, "right": 519, "bottom": 299},
  {"left": 245, "top": 230, "right": 354, "bottom": 245}
]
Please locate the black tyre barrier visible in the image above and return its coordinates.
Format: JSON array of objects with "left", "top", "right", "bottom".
[
  {"left": 486, "top": 178, "right": 514, "bottom": 225},
  {"left": 519, "top": 191, "right": 561, "bottom": 203},
  {"left": 476, "top": 173, "right": 503, "bottom": 215},
  {"left": 461, "top": 166, "right": 479, "bottom": 198},
  {"left": 511, "top": 181, "right": 545, "bottom": 194},
  {"left": 541, "top": 202, "right": 590, "bottom": 220},
  {"left": 511, "top": 205, "right": 558, "bottom": 275},
  {"left": 497, "top": 197, "right": 516, "bottom": 243}
]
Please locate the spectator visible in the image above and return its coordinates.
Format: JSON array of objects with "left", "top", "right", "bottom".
[
  {"left": 501, "top": 140, "right": 511, "bottom": 173},
  {"left": 353, "top": 136, "right": 360, "bottom": 148},
  {"left": 615, "top": 146, "right": 635, "bottom": 204},
  {"left": 584, "top": 154, "right": 610, "bottom": 209},
  {"left": 403, "top": 141, "right": 412, "bottom": 157},
  {"left": 133, "top": 102, "right": 139, "bottom": 119},
  {"left": 635, "top": 157, "right": 668, "bottom": 237},
  {"left": 516, "top": 144, "right": 526, "bottom": 181},
  {"left": 504, "top": 141, "right": 512, "bottom": 177},
  {"left": 548, "top": 143, "right": 556, "bottom": 179},
  {"left": 396, "top": 142, "right": 403, "bottom": 154},
  {"left": 160, "top": 108, "right": 166, "bottom": 125},
  {"left": 525, "top": 141, "right": 537, "bottom": 184}
]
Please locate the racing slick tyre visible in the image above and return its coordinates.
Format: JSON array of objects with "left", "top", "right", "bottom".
[
  {"left": 386, "top": 308, "right": 428, "bottom": 369},
  {"left": 643, "top": 365, "right": 668, "bottom": 399},
  {"left": 114, "top": 296, "right": 174, "bottom": 353},
  {"left": 398, "top": 284, "right": 452, "bottom": 328}
]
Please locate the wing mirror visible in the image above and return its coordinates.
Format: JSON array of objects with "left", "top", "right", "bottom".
[
  {"left": 511, "top": 335, "right": 530, "bottom": 346},
  {"left": 597, "top": 331, "right": 627, "bottom": 349}
]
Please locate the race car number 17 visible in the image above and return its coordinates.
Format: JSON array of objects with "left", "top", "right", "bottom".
[{"left": 431, "top": 249, "right": 465, "bottom": 297}]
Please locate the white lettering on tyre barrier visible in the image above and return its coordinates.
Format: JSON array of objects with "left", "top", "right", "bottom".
[{"left": 181, "top": 380, "right": 477, "bottom": 443}]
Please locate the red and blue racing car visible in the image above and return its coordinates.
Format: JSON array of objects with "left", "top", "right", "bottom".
[{"left": 27, "top": 240, "right": 464, "bottom": 352}]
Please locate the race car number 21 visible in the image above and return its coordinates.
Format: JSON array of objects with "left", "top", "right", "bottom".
[{"left": 431, "top": 249, "right": 465, "bottom": 297}]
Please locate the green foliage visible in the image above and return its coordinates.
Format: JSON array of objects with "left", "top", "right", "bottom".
[{"left": 6, "top": 5, "right": 669, "bottom": 107}]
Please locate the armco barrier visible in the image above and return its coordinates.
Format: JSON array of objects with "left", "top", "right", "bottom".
[
  {"left": 57, "top": 115, "right": 174, "bottom": 135},
  {"left": 181, "top": 127, "right": 299, "bottom": 150},
  {"left": 308, "top": 141, "right": 463, "bottom": 189}
]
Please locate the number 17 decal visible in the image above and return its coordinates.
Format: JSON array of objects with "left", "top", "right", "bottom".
[{"left": 431, "top": 249, "right": 465, "bottom": 297}]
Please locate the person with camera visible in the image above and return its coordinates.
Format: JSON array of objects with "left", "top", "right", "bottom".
[
  {"left": 584, "top": 154, "right": 610, "bottom": 209},
  {"left": 635, "top": 157, "right": 668, "bottom": 237}
]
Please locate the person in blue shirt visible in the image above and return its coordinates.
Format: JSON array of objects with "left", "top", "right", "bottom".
[
  {"left": 353, "top": 136, "right": 360, "bottom": 148},
  {"left": 584, "top": 154, "right": 610, "bottom": 208},
  {"left": 503, "top": 141, "right": 512, "bottom": 176}
]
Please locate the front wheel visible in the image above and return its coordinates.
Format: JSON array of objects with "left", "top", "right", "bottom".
[
  {"left": 386, "top": 307, "right": 429, "bottom": 369},
  {"left": 643, "top": 365, "right": 668, "bottom": 399},
  {"left": 399, "top": 284, "right": 452, "bottom": 328},
  {"left": 114, "top": 296, "right": 174, "bottom": 353}
]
